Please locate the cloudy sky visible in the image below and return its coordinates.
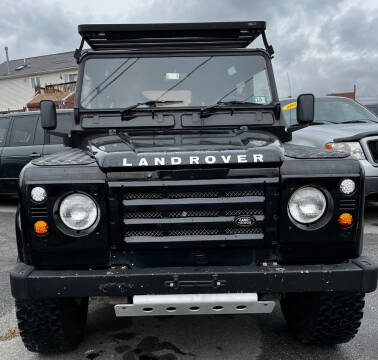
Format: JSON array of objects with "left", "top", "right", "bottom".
[{"left": 1, "top": 0, "right": 378, "bottom": 102}]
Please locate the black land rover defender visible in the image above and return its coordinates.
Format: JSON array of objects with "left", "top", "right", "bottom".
[{"left": 10, "top": 22, "right": 377, "bottom": 353}]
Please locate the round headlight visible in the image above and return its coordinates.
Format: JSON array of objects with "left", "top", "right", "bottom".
[
  {"left": 288, "top": 187, "right": 327, "bottom": 224},
  {"left": 59, "top": 193, "right": 98, "bottom": 230}
]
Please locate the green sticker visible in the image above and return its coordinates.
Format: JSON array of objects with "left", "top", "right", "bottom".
[{"left": 252, "top": 96, "right": 268, "bottom": 104}]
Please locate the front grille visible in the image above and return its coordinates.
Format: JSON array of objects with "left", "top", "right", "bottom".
[
  {"left": 125, "top": 208, "right": 264, "bottom": 219},
  {"left": 368, "top": 141, "right": 378, "bottom": 163},
  {"left": 168, "top": 191, "right": 219, "bottom": 199},
  {"left": 125, "top": 226, "right": 264, "bottom": 238},
  {"left": 121, "top": 178, "right": 266, "bottom": 244},
  {"left": 126, "top": 230, "right": 164, "bottom": 237},
  {"left": 124, "top": 187, "right": 264, "bottom": 200},
  {"left": 224, "top": 227, "right": 262, "bottom": 235},
  {"left": 225, "top": 209, "right": 263, "bottom": 216},
  {"left": 168, "top": 228, "right": 219, "bottom": 236}
]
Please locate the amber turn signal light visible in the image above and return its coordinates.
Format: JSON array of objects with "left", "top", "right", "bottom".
[
  {"left": 338, "top": 213, "right": 353, "bottom": 228},
  {"left": 34, "top": 220, "right": 48, "bottom": 235}
]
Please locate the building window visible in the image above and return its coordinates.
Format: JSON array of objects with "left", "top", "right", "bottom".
[
  {"left": 31, "top": 77, "right": 41, "bottom": 89},
  {"left": 64, "top": 73, "right": 77, "bottom": 82}
]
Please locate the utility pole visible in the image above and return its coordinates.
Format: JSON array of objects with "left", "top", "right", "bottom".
[
  {"left": 4, "top": 47, "right": 10, "bottom": 75},
  {"left": 286, "top": 72, "right": 292, "bottom": 98}
]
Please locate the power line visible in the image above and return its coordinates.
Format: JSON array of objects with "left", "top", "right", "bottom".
[
  {"left": 83, "top": 58, "right": 139, "bottom": 107},
  {"left": 156, "top": 57, "right": 213, "bottom": 101}
]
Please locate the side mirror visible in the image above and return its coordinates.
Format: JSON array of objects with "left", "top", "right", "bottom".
[
  {"left": 40, "top": 100, "right": 57, "bottom": 130},
  {"left": 296, "top": 94, "right": 314, "bottom": 124}
]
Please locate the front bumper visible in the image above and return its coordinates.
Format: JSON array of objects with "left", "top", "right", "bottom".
[{"left": 10, "top": 257, "right": 377, "bottom": 300}]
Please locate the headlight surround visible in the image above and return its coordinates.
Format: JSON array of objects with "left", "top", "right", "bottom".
[
  {"left": 326, "top": 142, "right": 366, "bottom": 160},
  {"left": 288, "top": 186, "right": 327, "bottom": 224},
  {"left": 59, "top": 193, "right": 99, "bottom": 231}
]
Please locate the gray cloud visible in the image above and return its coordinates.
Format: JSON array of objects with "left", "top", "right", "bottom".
[
  {"left": 0, "top": 0, "right": 82, "bottom": 58},
  {"left": 0, "top": 0, "right": 377, "bottom": 102},
  {"left": 322, "top": 5, "right": 378, "bottom": 53}
]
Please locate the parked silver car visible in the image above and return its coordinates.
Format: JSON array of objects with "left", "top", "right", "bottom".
[{"left": 282, "top": 96, "right": 378, "bottom": 198}]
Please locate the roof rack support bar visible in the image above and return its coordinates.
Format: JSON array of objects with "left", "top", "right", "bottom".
[
  {"left": 74, "top": 38, "right": 84, "bottom": 63},
  {"left": 261, "top": 31, "right": 274, "bottom": 58}
]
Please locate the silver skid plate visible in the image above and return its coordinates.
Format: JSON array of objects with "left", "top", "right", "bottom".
[{"left": 114, "top": 293, "right": 275, "bottom": 317}]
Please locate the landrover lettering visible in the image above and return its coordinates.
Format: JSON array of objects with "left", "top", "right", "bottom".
[{"left": 122, "top": 153, "right": 264, "bottom": 167}]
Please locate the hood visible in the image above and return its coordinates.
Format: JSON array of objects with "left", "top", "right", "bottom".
[
  {"left": 89, "top": 130, "right": 284, "bottom": 170},
  {"left": 290, "top": 123, "right": 378, "bottom": 147}
]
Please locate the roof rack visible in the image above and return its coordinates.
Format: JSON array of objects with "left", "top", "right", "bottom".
[{"left": 75, "top": 21, "right": 274, "bottom": 61}]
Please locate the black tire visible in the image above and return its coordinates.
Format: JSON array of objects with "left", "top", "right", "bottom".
[
  {"left": 281, "top": 292, "right": 365, "bottom": 345},
  {"left": 15, "top": 297, "right": 88, "bottom": 353}
]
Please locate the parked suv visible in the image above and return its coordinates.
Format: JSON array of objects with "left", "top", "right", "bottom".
[
  {"left": 0, "top": 110, "right": 72, "bottom": 195},
  {"left": 282, "top": 97, "right": 378, "bottom": 198},
  {"left": 10, "top": 22, "right": 377, "bottom": 353}
]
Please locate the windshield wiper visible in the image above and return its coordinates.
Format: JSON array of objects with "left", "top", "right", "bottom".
[
  {"left": 121, "top": 100, "right": 184, "bottom": 118},
  {"left": 200, "top": 101, "right": 263, "bottom": 118},
  {"left": 310, "top": 121, "right": 329, "bottom": 125},
  {"left": 310, "top": 120, "right": 338, "bottom": 125},
  {"left": 339, "top": 120, "right": 369, "bottom": 124}
]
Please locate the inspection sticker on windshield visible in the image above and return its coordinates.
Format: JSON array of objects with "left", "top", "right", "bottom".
[
  {"left": 166, "top": 73, "right": 180, "bottom": 80},
  {"left": 227, "top": 66, "right": 237, "bottom": 76},
  {"left": 253, "top": 96, "right": 268, "bottom": 104}
]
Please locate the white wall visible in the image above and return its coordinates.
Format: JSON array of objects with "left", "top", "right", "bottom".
[{"left": 0, "top": 69, "right": 77, "bottom": 112}]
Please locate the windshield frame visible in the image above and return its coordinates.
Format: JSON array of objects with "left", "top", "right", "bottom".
[{"left": 75, "top": 49, "right": 279, "bottom": 113}]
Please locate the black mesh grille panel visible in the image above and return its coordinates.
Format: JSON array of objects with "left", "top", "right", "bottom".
[
  {"left": 225, "top": 227, "right": 262, "bottom": 235},
  {"left": 224, "top": 189, "right": 263, "bottom": 197},
  {"left": 124, "top": 192, "right": 162, "bottom": 200},
  {"left": 169, "top": 228, "right": 219, "bottom": 236},
  {"left": 224, "top": 209, "right": 263, "bottom": 216},
  {"left": 125, "top": 210, "right": 163, "bottom": 219},
  {"left": 125, "top": 208, "right": 263, "bottom": 219},
  {"left": 124, "top": 186, "right": 264, "bottom": 200},
  {"left": 122, "top": 180, "right": 265, "bottom": 241},
  {"left": 168, "top": 209, "right": 219, "bottom": 218},
  {"left": 168, "top": 191, "right": 219, "bottom": 199},
  {"left": 125, "top": 230, "right": 164, "bottom": 237},
  {"left": 125, "top": 227, "right": 263, "bottom": 238}
]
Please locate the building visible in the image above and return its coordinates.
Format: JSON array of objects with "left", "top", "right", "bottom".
[
  {"left": 327, "top": 86, "right": 356, "bottom": 100},
  {"left": 0, "top": 51, "right": 78, "bottom": 112},
  {"left": 26, "top": 81, "right": 76, "bottom": 111}
]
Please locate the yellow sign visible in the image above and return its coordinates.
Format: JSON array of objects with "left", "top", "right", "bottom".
[{"left": 282, "top": 102, "right": 297, "bottom": 111}]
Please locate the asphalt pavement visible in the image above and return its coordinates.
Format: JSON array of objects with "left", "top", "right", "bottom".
[{"left": 0, "top": 199, "right": 377, "bottom": 360}]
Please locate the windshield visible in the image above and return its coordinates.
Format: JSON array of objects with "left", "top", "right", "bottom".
[
  {"left": 80, "top": 55, "right": 272, "bottom": 109},
  {"left": 281, "top": 97, "right": 378, "bottom": 126}
]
